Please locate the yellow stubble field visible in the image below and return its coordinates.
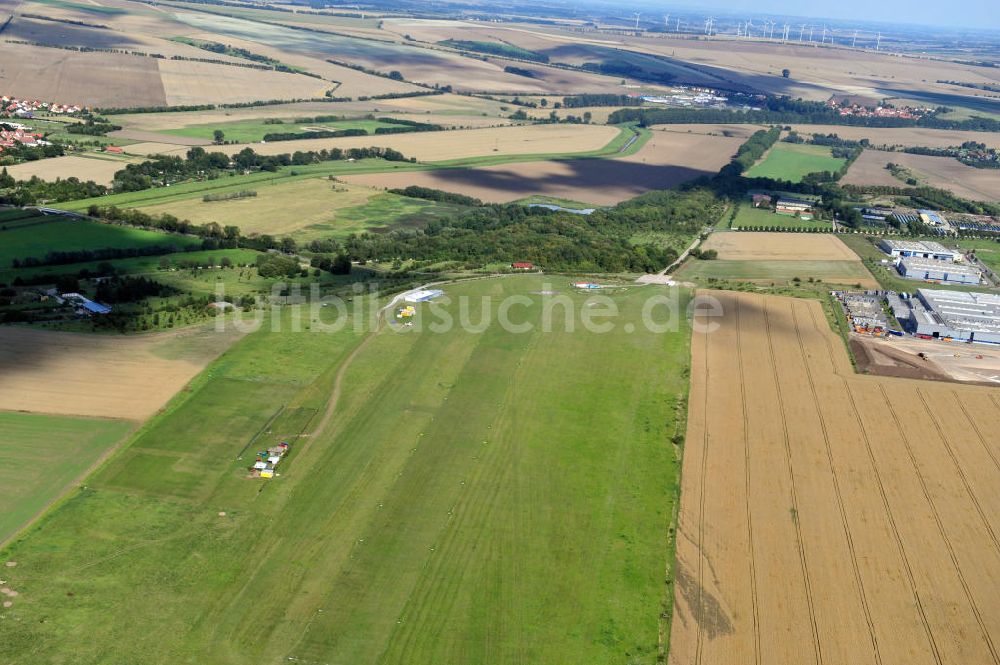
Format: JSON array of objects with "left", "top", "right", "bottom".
[{"left": 672, "top": 290, "right": 1000, "bottom": 665}]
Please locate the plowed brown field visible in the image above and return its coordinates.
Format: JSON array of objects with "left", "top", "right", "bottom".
[
  {"left": 672, "top": 290, "right": 1000, "bottom": 665},
  {"left": 0, "top": 325, "right": 243, "bottom": 420}
]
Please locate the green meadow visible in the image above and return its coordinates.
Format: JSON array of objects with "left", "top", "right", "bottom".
[
  {"left": 0, "top": 412, "right": 133, "bottom": 544},
  {"left": 732, "top": 204, "right": 833, "bottom": 230},
  {"left": 0, "top": 216, "right": 201, "bottom": 268},
  {"left": 745, "top": 142, "right": 846, "bottom": 182},
  {"left": 0, "top": 276, "right": 688, "bottom": 665},
  {"left": 676, "top": 258, "right": 873, "bottom": 284}
]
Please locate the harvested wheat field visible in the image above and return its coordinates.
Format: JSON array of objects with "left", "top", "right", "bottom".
[
  {"left": 341, "top": 130, "right": 739, "bottom": 204},
  {"left": 672, "top": 290, "right": 1000, "bottom": 665},
  {"left": 158, "top": 59, "right": 330, "bottom": 106},
  {"left": 0, "top": 42, "right": 167, "bottom": 108},
  {"left": 3, "top": 155, "right": 135, "bottom": 186},
  {"left": 844, "top": 149, "right": 1000, "bottom": 202},
  {"left": 700, "top": 232, "right": 860, "bottom": 261},
  {"left": 127, "top": 123, "right": 620, "bottom": 160},
  {"left": 0, "top": 325, "right": 243, "bottom": 420}
]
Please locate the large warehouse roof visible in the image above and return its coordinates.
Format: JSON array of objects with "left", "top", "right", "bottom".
[
  {"left": 880, "top": 239, "right": 954, "bottom": 255},
  {"left": 900, "top": 257, "right": 981, "bottom": 280},
  {"left": 917, "top": 289, "right": 1000, "bottom": 335}
]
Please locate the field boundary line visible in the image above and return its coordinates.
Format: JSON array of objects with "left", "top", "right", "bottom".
[
  {"left": 877, "top": 384, "right": 1000, "bottom": 665},
  {"left": 734, "top": 294, "right": 762, "bottom": 665},
  {"left": 762, "top": 297, "right": 823, "bottom": 665},
  {"left": 794, "top": 303, "right": 882, "bottom": 664},
  {"left": 692, "top": 291, "right": 712, "bottom": 665}
]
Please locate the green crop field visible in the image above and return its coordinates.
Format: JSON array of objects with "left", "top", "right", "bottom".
[
  {"left": 955, "top": 238, "right": 1000, "bottom": 272},
  {"left": 161, "top": 118, "right": 411, "bottom": 144},
  {"left": 0, "top": 276, "right": 688, "bottom": 665},
  {"left": 745, "top": 142, "right": 846, "bottom": 182},
  {"left": 676, "top": 258, "right": 873, "bottom": 284},
  {"left": 135, "top": 177, "right": 468, "bottom": 240},
  {"left": 0, "top": 217, "right": 202, "bottom": 268},
  {"left": 732, "top": 204, "right": 833, "bottom": 231},
  {"left": 0, "top": 412, "right": 133, "bottom": 544}
]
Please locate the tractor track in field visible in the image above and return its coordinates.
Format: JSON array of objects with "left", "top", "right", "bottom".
[
  {"left": 734, "top": 295, "right": 762, "bottom": 665},
  {"left": 796, "top": 303, "right": 883, "bottom": 665},
  {"left": 879, "top": 385, "right": 1000, "bottom": 665},
  {"left": 762, "top": 298, "right": 823, "bottom": 665}
]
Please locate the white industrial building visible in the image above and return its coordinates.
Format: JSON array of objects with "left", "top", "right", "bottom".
[
  {"left": 878, "top": 239, "right": 959, "bottom": 262},
  {"left": 910, "top": 289, "right": 1000, "bottom": 344},
  {"left": 897, "top": 257, "right": 981, "bottom": 285}
]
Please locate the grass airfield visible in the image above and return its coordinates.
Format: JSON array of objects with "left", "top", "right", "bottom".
[{"left": 0, "top": 276, "right": 689, "bottom": 665}]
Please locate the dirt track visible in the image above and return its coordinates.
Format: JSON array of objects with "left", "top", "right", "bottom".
[{"left": 673, "top": 290, "right": 1000, "bottom": 665}]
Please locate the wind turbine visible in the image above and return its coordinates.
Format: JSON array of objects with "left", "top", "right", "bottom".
[
  {"left": 676, "top": 17, "right": 681, "bottom": 32},
  {"left": 876, "top": 31, "right": 882, "bottom": 51},
  {"left": 821, "top": 25, "right": 827, "bottom": 43},
  {"left": 704, "top": 17, "right": 715, "bottom": 36},
  {"left": 664, "top": 14, "right": 670, "bottom": 30},
  {"left": 633, "top": 12, "right": 641, "bottom": 31},
  {"left": 808, "top": 26, "right": 814, "bottom": 42},
  {"left": 852, "top": 29, "right": 859, "bottom": 48},
  {"left": 745, "top": 18, "right": 753, "bottom": 38},
  {"left": 782, "top": 24, "right": 790, "bottom": 42},
  {"left": 798, "top": 24, "right": 806, "bottom": 41}
]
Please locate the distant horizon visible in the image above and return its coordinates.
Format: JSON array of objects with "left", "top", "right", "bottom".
[{"left": 621, "top": 0, "right": 1000, "bottom": 32}]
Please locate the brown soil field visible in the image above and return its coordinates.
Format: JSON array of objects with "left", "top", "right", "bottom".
[
  {"left": 789, "top": 125, "right": 1000, "bottom": 150},
  {"left": 111, "top": 94, "right": 510, "bottom": 134},
  {"left": 853, "top": 334, "right": 1000, "bottom": 385},
  {"left": 0, "top": 324, "right": 243, "bottom": 420},
  {"left": 180, "top": 30, "right": 419, "bottom": 99},
  {"left": 3, "top": 155, "right": 137, "bottom": 186},
  {"left": 699, "top": 232, "right": 860, "bottom": 261},
  {"left": 125, "top": 123, "right": 621, "bottom": 160},
  {"left": 844, "top": 149, "right": 1000, "bottom": 202},
  {"left": 673, "top": 290, "right": 1000, "bottom": 665},
  {"left": 339, "top": 131, "right": 739, "bottom": 205},
  {"left": 414, "top": 20, "right": 1000, "bottom": 104},
  {"left": 158, "top": 59, "right": 330, "bottom": 106},
  {"left": 0, "top": 42, "right": 167, "bottom": 108}
]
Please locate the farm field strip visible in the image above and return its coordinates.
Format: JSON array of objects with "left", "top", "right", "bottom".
[
  {"left": 672, "top": 290, "right": 1000, "bottom": 665},
  {"left": 844, "top": 149, "right": 1000, "bottom": 202},
  {"left": 678, "top": 232, "right": 879, "bottom": 287},
  {"left": 0, "top": 324, "right": 243, "bottom": 419}
]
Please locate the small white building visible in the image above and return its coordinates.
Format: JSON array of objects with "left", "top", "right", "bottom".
[{"left": 404, "top": 289, "right": 443, "bottom": 303}]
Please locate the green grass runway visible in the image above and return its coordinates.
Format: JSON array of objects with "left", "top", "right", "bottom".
[{"left": 0, "top": 276, "right": 688, "bottom": 664}]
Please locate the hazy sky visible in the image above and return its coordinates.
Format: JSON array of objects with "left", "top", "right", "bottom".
[{"left": 664, "top": 0, "right": 998, "bottom": 30}]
